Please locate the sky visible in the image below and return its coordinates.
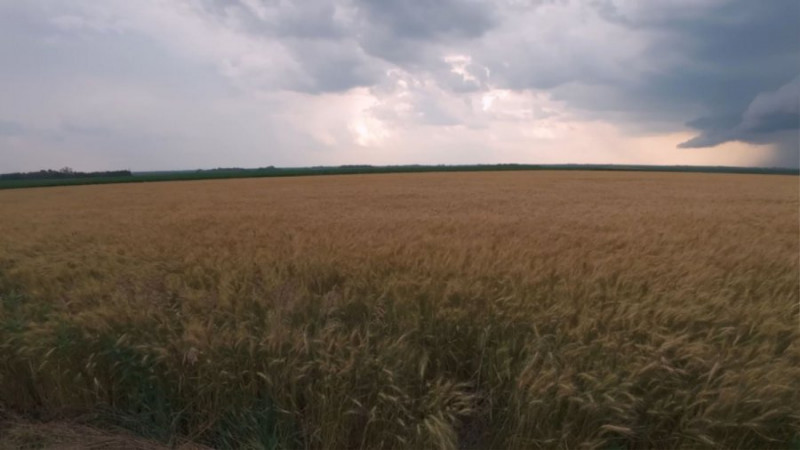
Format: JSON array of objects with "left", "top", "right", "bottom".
[{"left": 0, "top": 0, "right": 798, "bottom": 172}]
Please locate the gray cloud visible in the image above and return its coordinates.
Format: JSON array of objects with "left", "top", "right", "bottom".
[
  {"left": 201, "top": 0, "right": 353, "bottom": 39},
  {"left": 353, "top": 0, "right": 497, "bottom": 67},
  {"left": 577, "top": 0, "right": 799, "bottom": 165},
  {"left": 679, "top": 77, "right": 799, "bottom": 167},
  {"left": 0, "top": 120, "right": 25, "bottom": 136},
  {"left": 196, "top": 0, "right": 388, "bottom": 93},
  {"left": 356, "top": 0, "right": 495, "bottom": 41},
  {"left": 681, "top": 77, "right": 799, "bottom": 146},
  {"left": 1, "top": 0, "right": 798, "bottom": 171},
  {"left": 349, "top": 0, "right": 798, "bottom": 155}
]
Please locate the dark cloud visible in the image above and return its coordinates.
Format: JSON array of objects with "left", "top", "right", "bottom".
[
  {"left": 582, "top": 0, "right": 799, "bottom": 165},
  {"left": 282, "top": 40, "right": 384, "bottom": 93},
  {"left": 355, "top": 0, "right": 495, "bottom": 40},
  {"left": 354, "top": 0, "right": 497, "bottom": 64},
  {"left": 679, "top": 77, "right": 799, "bottom": 167}
]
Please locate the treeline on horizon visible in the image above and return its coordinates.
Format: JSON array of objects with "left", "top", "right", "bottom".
[
  {"left": 0, "top": 167, "right": 132, "bottom": 181},
  {"left": 189, "top": 163, "right": 799, "bottom": 175},
  {"left": 0, "top": 164, "right": 797, "bottom": 190}
]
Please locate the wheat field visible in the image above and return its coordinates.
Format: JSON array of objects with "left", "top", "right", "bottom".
[{"left": 0, "top": 171, "right": 798, "bottom": 449}]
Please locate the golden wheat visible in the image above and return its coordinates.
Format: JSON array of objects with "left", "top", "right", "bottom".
[{"left": 0, "top": 171, "right": 798, "bottom": 449}]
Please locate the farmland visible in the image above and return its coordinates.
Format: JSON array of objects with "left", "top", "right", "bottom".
[{"left": 0, "top": 171, "right": 798, "bottom": 448}]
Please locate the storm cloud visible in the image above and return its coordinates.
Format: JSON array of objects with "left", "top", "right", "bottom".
[
  {"left": 680, "top": 77, "right": 799, "bottom": 147},
  {"left": 0, "top": 0, "right": 797, "bottom": 171}
]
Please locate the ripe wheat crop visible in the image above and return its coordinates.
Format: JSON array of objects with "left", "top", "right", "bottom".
[{"left": 0, "top": 171, "right": 798, "bottom": 449}]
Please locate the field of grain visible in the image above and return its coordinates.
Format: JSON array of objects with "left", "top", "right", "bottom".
[{"left": 0, "top": 171, "right": 798, "bottom": 449}]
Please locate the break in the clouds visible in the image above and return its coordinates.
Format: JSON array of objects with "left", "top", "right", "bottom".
[{"left": 0, "top": 0, "right": 797, "bottom": 172}]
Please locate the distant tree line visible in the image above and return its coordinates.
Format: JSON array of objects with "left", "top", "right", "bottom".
[
  {"left": 0, "top": 167, "right": 132, "bottom": 181},
  {"left": 1, "top": 164, "right": 796, "bottom": 190}
]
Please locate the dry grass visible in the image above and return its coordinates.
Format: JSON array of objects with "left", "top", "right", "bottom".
[
  {"left": 0, "top": 171, "right": 798, "bottom": 449},
  {"left": 0, "top": 407, "right": 212, "bottom": 450},
  {"left": 0, "top": 421, "right": 209, "bottom": 450}
]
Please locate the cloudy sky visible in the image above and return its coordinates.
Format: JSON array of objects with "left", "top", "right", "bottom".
[{"left": 1, "top": 0, "right": 798, "bottom": 172}]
